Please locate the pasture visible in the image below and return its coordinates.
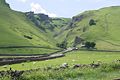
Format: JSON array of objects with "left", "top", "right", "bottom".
[
  {"left": 0, "top": 50, "right": 120, "bottom": 80},
  {"left": 0, "top": 51, "right": 120, "bottom": 71},
  {"left": 0, "top": 48, "right": 58, "bottom": 54}
]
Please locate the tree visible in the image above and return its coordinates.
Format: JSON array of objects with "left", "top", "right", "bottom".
[
  {"left": 85, "top": 42, "right": 91, "bottom": 49},
  {"left": 90, "top": 42, "right": 96, "bottom": 48},
  {"left": 73, "top": 36, "right": 81, "bottom": 47},
  {"left": 56, "top": 41, "right": 68, "bottom": 49},
  {"left": 85, "top": 42, "right": 96, "bottom": 49},
  {"left": 89, "top": 19, "right": 96, "bottom": 26}
]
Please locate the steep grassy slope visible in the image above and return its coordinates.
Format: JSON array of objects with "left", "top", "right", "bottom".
[
  {"left": 51, "top": 18, "right": 71, "bottom": 36},
  {"left": 56, "top": 6, "right": 120, "bottom": 50},
  {"left": 0, "top": 0, "right": 55, "bottom": 48}
]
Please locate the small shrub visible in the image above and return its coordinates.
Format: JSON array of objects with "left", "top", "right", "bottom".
[
  {"left": 90, "top": 42, "right": 96, "bottom": 48},
  {"left": 85, "top": 42, "right": 96, "bottom": 49},
  {"left": 85, "top": 42, "right": 91, "bottom": 49},
  {"left": 24, "top": 35, "right": 32, "bottom": 39},
  {"left": 89, "top": 19, "right": 96, "bottom": 26},
  {"left": 56, "top": 41, "right": 67, "bottom": 49}
]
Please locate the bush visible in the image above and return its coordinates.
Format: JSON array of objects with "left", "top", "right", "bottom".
[
  {"left": 90, "top": 42, "right": 96, "bottom": 48},
  {"left": 85, "top": 42, "right": 91, "bottom": 49},
  {"left": 56, "top": 41, "right": 68, "bottom": 49},
  {"left": 85, "top": 42, "right": 96, "bottom": 49},
  {"left": 24, "top": 35, "right": 32, "bottom": 39},
  {"left": 89, "top": 19, "right": 96, "bottom": 26}
]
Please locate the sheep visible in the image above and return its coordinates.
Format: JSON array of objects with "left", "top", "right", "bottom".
[
  {"left": 33, "top": 62, "right": 36, "bottom": 65},
  {"left": 60, "top": 63, "right": 69, "bottom": 69},
  {"left": 72, "top": 59, "right": 75, "bottom": 62}
]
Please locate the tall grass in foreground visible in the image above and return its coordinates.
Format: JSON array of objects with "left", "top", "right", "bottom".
[{"left": 1, "top": 62, "right": 120, "bottom": 80}]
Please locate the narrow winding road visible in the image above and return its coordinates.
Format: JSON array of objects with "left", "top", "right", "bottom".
[{"left": 0, "top": 47, "right": 120, "bottom": 66}]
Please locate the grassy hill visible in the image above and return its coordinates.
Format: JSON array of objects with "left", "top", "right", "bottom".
[
  {"left": 0, "top": 0, "right": 56, "bottom": 48},
  {"left": 0, "top": 0, "right": 62, "bottom": 54},
  {"left": 0, "top": 1, "right": 120, "bottom": 79},
  {"left": 0, "top": 0, "right": 120, "bottom": 51},
  {"left": 56, "top": 6, "right": 120, "bottom": 50}
]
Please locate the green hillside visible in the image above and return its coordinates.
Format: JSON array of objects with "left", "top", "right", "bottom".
[
  {"left": 0, "top": 0, "right": 56, "bottom": 48},
  {"left": 0, "top": 0, "right": 120, "bottom": 51},
  {"left": 56, "top": 6, "right": 120, "bottom": 50}
]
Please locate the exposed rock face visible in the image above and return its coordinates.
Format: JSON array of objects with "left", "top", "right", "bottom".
[
  {"left": 26, "top": 12, "right": 70, "bottom": 32},
  {"left": 37, "top": 13, "right": 50, "bottom": 22},
  {"left": 72, "top": 15, "right": 84, "bottom": 22},
  {"left": 37, "top": 14, "right": 54, "bottom": 31},
  {"left": 26, "top": 12, "right": 51, "bottom": 31},
  {"left": 26, "top": 12, "right": 40, "bottom": 27},
  {"left": 68, "top": 15, "right": 84, "bottom": 28},
  {"left": 26, "top": 12, "right": 40, "bottom": 26},
  {"left": 26, "top": 12, "right": 51, "bottom": 26},
  {"left": 26, "top": 12, "right": 34, "bottom": 20}
]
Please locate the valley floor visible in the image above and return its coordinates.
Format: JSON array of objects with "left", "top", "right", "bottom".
[{"left": 0, "top": 50, "right": 120, "bottom": 80}]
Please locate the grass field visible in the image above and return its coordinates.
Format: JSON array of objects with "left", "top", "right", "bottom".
[
  {"left": 0, "top": 51, "right": 120, "bottom": 80},
  {"left": 0, "top": 48, "right": 58, "bottom": 54},
  {"left": 0, "top": 51, "right": 120, "bottom": 71}
]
